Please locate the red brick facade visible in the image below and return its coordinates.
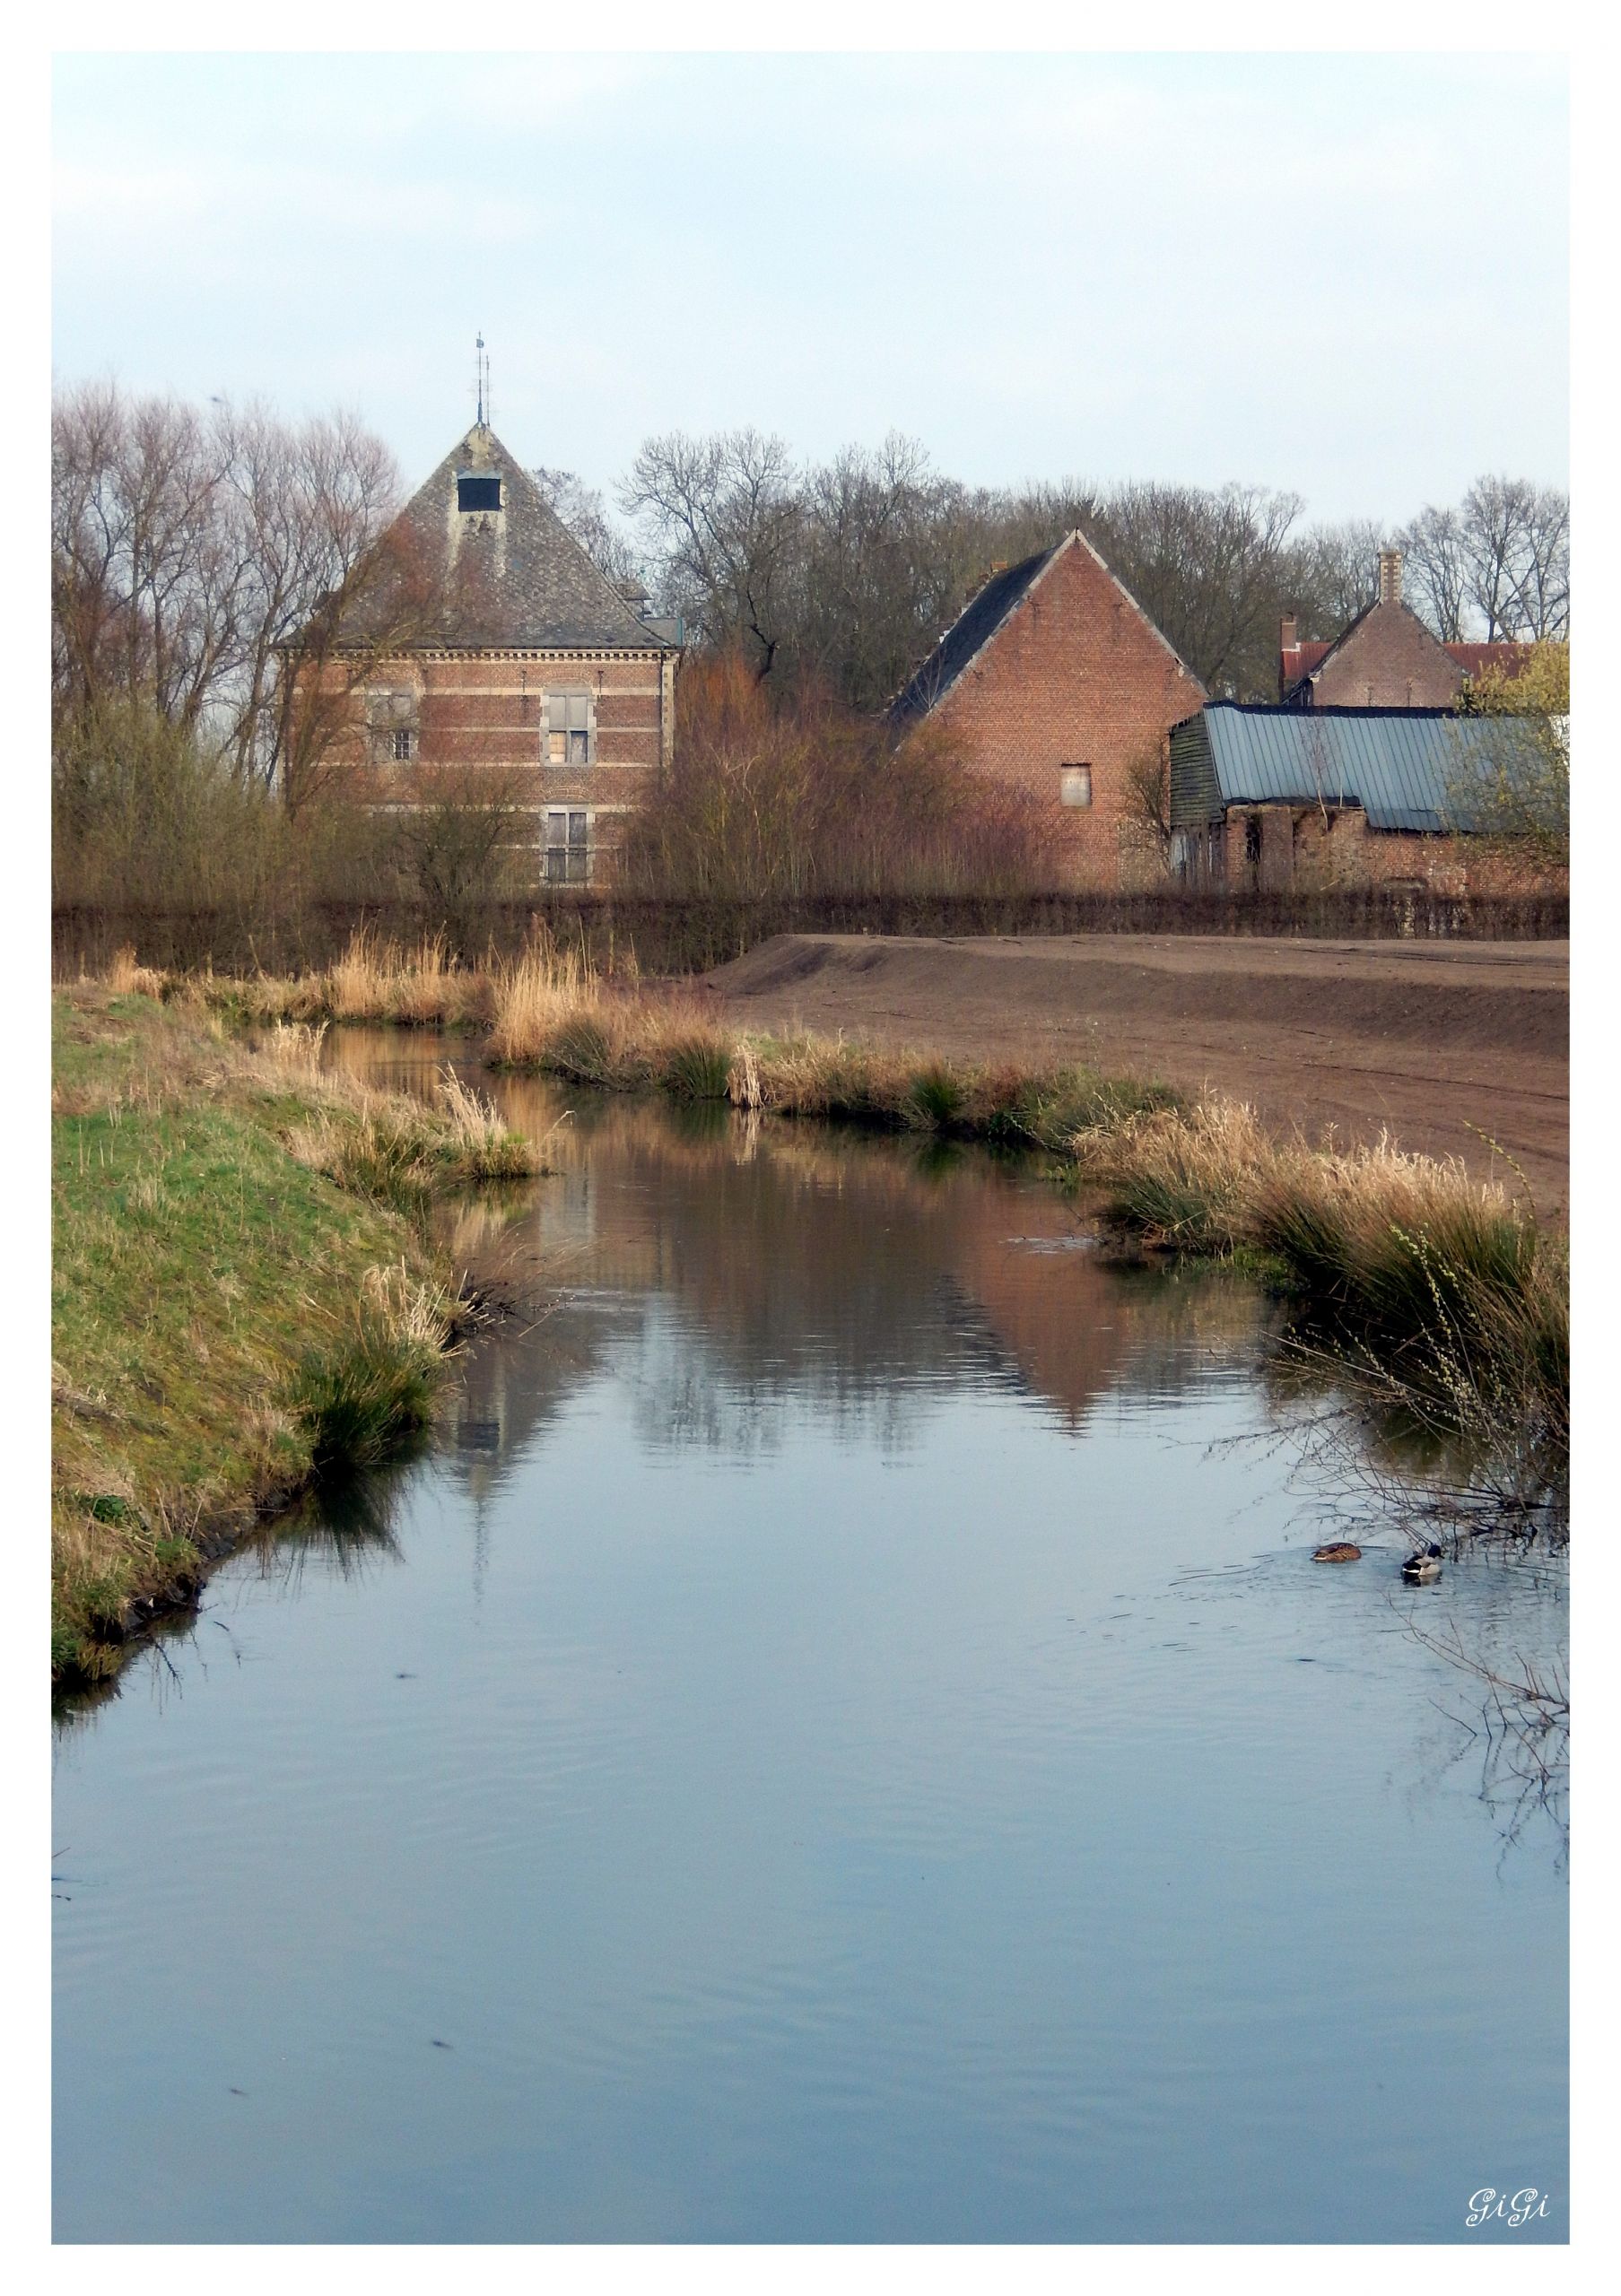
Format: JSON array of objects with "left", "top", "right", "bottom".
[
  {"left": 310, "top": 422, "right": 679, "bottom": 883},
  {"left": 1280, "top": 551, "right": 1531, "bottom": 708},
  {"left": 327, "top": 648, "right": 676, "bottom": 878},
  {"left": 1200, "top": 805, "right": 1564, "bottom": 897},
  {"left": 893, "top": 535, "right": 1207, "bottom": 891}
]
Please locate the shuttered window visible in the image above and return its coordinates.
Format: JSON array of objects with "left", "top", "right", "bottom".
[{"left": 545, "top": 691, "right": 595, "bottom": 766}]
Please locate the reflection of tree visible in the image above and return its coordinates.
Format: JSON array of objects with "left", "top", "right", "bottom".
[{"left": 1396, "top": 1597, "right": 1568, "bottom": 1870}]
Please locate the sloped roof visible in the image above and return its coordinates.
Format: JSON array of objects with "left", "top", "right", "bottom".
[
  {"left": 1446, "top": 641, "right": 1535, "bottom": 682},
  {"left": 336, "top": 423, "right": 672, "bottom": 652},
  {"left": 888, "top": 545, "right": 1060, "bottom": 726},
  {"left": 888, "top": 531, "right": 1199, "bottom": 727},
  {"left": 1282, "top": 609, "right": 1532, "bottom": 704},
  {"left": 1172, "top": 702, "right": 1547, "bottom": 833}
]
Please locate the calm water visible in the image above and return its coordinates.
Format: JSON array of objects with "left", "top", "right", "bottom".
[{"left": 53, "top": 1040, "right": 1568, "bottom": 2244}]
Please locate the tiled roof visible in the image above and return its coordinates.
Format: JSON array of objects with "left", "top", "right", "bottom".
[
  {"left": 1171, "top": 701, "right": 1547, "bottom": 834},
  {"left": 1282, "top": 619, "right": 1534, "bottom": 703},
  {"left": 1279, "top": 639, "right": 1332, "bottom": 694},
  {"left": 1445, "top": 641, "right": 1536, "bottom": 682},
  {"left": 336, "top": 424, "right": 672, "bottom": 653}
]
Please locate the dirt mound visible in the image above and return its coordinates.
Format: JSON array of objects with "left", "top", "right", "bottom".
[{"left": 706, "top": 932, "right": 1570, "bottom": 1212}]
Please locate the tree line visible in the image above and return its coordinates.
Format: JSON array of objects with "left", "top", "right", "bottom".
[
  {"left": 567, "top": 433, "right": 1569, "bottom": 708},
  {"left": 54, "top": 378, "right": 1572, "bottom": 771},
  {"left": 50, "top": 381, "right": 1570, "bottom": 922}
]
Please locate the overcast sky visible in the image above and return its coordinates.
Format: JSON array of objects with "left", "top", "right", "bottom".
[{"left": 51, "top": 49, "right": 1568, "bottom": 526}]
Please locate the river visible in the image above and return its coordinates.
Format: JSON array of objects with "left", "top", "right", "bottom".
[{"left": 52, "top": 1037, "right": 1568, "bottom": 2243}]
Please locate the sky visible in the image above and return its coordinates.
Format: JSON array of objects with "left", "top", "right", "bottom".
[{"left": 51, "top": 49, "right": 1569, "bottom": 527}]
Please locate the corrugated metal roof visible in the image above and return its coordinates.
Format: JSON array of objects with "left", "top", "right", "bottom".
[{"left": 1191, "top": 703, "right": 1544, "bottom": 833}]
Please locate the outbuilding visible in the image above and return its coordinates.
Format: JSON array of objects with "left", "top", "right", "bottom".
[
  {"left": 1168, "top": 701, "right": 1542, "bottom": 891},
  {"left": 888, "top": 532, "right": 1207, "bottom": 890}
]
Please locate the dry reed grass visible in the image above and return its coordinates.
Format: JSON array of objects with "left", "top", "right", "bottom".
[
  {"left": 1073, "top": 1099, "right": 1567, "bottom": 1484},
  {"left": 106, "top": 944, "right": 167, "bottom": 998}
]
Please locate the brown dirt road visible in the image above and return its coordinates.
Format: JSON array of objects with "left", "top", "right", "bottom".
[{"left": 702, "top": 932, "right": 1570, "bottom": 1213}]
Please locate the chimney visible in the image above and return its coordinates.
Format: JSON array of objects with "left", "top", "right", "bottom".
[
  {"left": 1279, "top": 613, "right": 1299, "bottom": 701},
  {"left": 1377, "top": 548, "right": 1403, "bottom": 606}
]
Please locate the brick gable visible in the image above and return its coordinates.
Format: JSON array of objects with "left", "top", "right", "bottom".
[{"left": 900, "top": 535, "right": 1207, "bottom": 890}]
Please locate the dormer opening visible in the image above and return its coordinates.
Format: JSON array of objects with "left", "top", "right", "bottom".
[{"left": 457, "top": 474, "right": 501, "bottom": 513}]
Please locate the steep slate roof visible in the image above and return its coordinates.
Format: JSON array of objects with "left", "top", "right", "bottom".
[
  {"left": 336, "top": 423, "right": 672, "bottom": 652},
  {"left": 887, "top": 531, "right": 1198, "bottom": 727},
  {"left": 1170, "top": 701, "right": 1544, "bottom": 833},
  {"left": 888, "top": 545, "right": 1059, "bottom": 726}
]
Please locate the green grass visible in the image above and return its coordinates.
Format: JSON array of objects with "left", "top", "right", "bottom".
[{"left": 50, "top": 990, "right": 535, "bottom": 1688}]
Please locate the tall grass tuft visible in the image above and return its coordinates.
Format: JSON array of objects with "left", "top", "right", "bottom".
[
  {"left": 1072, "top": 1100, "right": 1270, "bottom": 1250},
  {"left": 283, "top": 1264, "right": 456, "bottom": 1474},
  {"left": 433, "top": 1066, "right": 542, "bottom": 1180},
  {"left": 658, "top": 1033, "right": 735, "bottom": 1102},
  {"left": 903, "top": 1063, "right": 963, "bottom": 1131},
  {"left": 1074, "top": 1100, "right": 1568, "bottom": 1490}
]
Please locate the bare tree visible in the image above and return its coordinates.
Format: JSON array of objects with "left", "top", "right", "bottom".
[
  {"left": 1082, "top": 481, "right": 1303, "bottom": 695},
  {"left": 1460, "top": 476, "right": 1570, "bottom": 640},
  {"left": 1401, "top": 481, "right": 1569, "bottom": 643},
  {"left": 51, "top": 382, "right": 411, "bottom": 801},
  {"left": 1284, "top": 517, "right": 1391, "bottom": 636},
  {"left": 1121, "top": 739, "right": 1175, "bottom": 869},
  {"left": 1397, "top": 502, "right": 1470, "bottom": 639},
  {"left": 620, "top": 429, "right": 803, "bottom": 680},
  {"left": 531, "top": 466, "right": 648, "bottom": 598}
]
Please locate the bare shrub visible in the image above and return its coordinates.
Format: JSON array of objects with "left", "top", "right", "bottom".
[{"left": 618, "top": 652, "right": 1051, "bottom": 899}]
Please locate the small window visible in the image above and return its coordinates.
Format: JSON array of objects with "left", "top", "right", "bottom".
[
  {"left": 364, "top": 686, "right": 419, "bottom": 763},
  {"left": 545, "top": 808, "right": 591, "bottom": 884},
  {"left": 545, "top": 690, "right": 595, "bottom": 766},
  {"left": 1059, "top": 764, "right": 1093, "bottom": 809},
  {"left": 457, "top": 474, "right": 502, "bottom": 513}
]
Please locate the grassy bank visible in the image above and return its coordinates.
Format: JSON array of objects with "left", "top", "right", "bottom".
[
  {"left": 51, "top": 985, "right": 542, "bottom": 1687},
  {"left": 91, "top": 935, "right": 1570, "bottom": 1510}
]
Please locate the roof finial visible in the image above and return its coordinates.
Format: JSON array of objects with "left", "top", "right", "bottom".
[{"left": 475, "top": 332, "right": 488, "bottom": 429}]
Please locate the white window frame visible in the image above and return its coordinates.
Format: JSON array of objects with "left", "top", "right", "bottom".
[{"left": 1059, "top": 763, "right": 1094, "bottom": 809}]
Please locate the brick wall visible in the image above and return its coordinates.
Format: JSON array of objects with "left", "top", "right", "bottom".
[
  {"left": 1302, "top": 604, "right": 1464, "bottom": 709},
  {"left": 311, "top": 648, "right": 672, "bottom": 876},
  {"left": 917, "top": 538, "right": 1207, "bottom": 891},
  {"left": 1212, "top": 805, "right": 1565, "bottom": 896}
]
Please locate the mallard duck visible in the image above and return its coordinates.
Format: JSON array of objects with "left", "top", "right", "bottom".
[
  {"left": 1312, "top": 1543, "right": 1362, "bottom": 1563},
  {"left": 1401, "top": 1542, "right": 1443, "bottom": 1584}
]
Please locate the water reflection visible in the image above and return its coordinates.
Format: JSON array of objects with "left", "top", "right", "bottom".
[
  {"left": 404, "top": 1059, "right": 1274, "bottom": 1481},
  {"left": 51, "top": 1029, "right": 1567, "bottom": 2245}
]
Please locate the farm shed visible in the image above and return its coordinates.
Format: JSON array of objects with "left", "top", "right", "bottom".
[{"left": 1168, "top": 702, "right": 1549, "bottom": 891}]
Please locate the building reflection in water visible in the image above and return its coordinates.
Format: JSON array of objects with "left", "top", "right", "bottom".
[{"left": 316, "top": 1036, "right": 1270, "bottom": 1501}]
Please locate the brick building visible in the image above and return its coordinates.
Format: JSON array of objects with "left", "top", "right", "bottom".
[
  {"left": 1168, "top": 700, "right": 1554, "bottom": 892},
  {"left": 321, "top": 420, "right": 679, "bottom": 883},
  {"left": 887, "top": 533, "right": 1207, "bottom": 890},
  {"left": 1281, "top": 549, "right": 1529, "bottom": 708}
]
